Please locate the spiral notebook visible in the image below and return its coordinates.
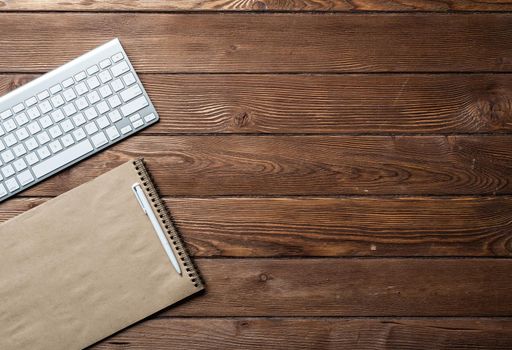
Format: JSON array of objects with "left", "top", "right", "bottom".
[{"left": 0, "top": 159, "right": 203, "bottom": 350}]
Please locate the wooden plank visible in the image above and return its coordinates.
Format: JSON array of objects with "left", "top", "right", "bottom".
[
  {"left": 92, "top": 317, "right": 512, "bottom": 350},
  {"left": 1, "top": 14, "right": 512, "bottom": 73},
  {"left": 4, "top": 74, "right": 512, "bottom": 134},
  {"left": 3, "top": 0, "right": 512, "bottom": 12},
  {"left": 166, "top": 258, "right": 512, "bottom": 316},
  {"left": 9, "top": 135, "right": 512, "bottom": 197},
  {"left": 4, "top": 196, "right": 512, "bottom": 257}
]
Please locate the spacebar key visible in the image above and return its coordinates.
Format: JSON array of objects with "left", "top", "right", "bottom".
[{"left": 33, "top": 140, "right": 94, "bottom": 178}]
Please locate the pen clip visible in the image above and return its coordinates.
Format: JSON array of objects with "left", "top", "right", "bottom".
[{"left": 132, "top": 183, "right": 147, "bottom": 215}]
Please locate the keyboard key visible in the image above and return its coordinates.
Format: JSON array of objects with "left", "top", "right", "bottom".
[
  {"left": 15, "top": 128, "right": 29, "bottom": 141},
  {"left": 39, "top": 100, "right": 52, "bottom": 114},
  {"left": 33, "top": 139, "right": 93, "bottom": 178},
  {"left": 75, "top": 82, "right": 88, "bottom": 95},
  {"left": 99, "top": 70, "right": 112, "bottom": 83},
  {"left": 73, "top": 128, "right": 87, "bottom": 141},
  {"left": 51, "top": 94, "right": 65, "bottom": 108},
  {"left": 76, "top": 97, "right": 88, "bottom": 110},
  {"left": 49, "top": 140, "right": 63, "bottom": 153},
  {"left": 111, "top": 61, "right": 129, "bottom": 77},
  {"left": 4, "top": 134, "right": 17, "bottom": 147},
  {"left": 25, "top": 152, "right": 39, "bottom": 166},
  {"left": 5, "top": 177, "right": 19, "bottom": 192},
  {"left": 108, "top": 110, "right": 122, "bottom": 123},
  {"left": 99, "top": 85, "right": 112, "bottom": 98},
  {"left": 120, "top": 84, "right": 142, "bottom": 102},
  {"left": 111, "top": 79, "right": 124, "bottom": 92},
  {"left": 0, "top": 110, "right": 12, "bottom": 120},
  {"left": 106, "top": 126, "right": 120, "bottom": 140},
  {"left": 96, "top": 101, "right": 109, "bottom": 115},
  {"left": 99, "top": 58, "right": 111, "bottom": 69},
  {"left": 87, "top": 91, "right": 101, "bottom": 104},
  {"left": 25, "top": 97, "right": 38, "bottom": 107},
  {"left": 1, "top": 164, "right": 14, "bottom": 177},
  {"left": 120, "top": 96, "right": 148, "bottom": 117},
  {"left": 120, "top": 125, "right": 132, "bottom": 134},
  {"left": 62, "top": 78, "right": 74, "bottom": 88},
  {"left": 74, "top": 71, "right": 87, "bottom": 81},
  {"left": 91, "top": 132, "right": 108, "bottom": 148},
  {"left": 17, "top": 170, "right": 34, "bottom": 186},
  {"left": 84, "top": 107, "right": 98, "bottom": 120},
  {"left": 50, "top": 84, "right": 62, "bottom": 94},
  {"left": 85, "top": 122, "right": 98, "bottom": 135},
  {"left": 13, "top": 158, "right": 27, "bottom": 171},
  {"left": 39, "top": 115, "right": 53, "bottom": 129},
  {"left": 86, "top": 76, "right": 100, "bottom": 90},
  {"left": 36, "top": 131, "right": 51, "bottom": 145},
  {"left": 37, "top": 90, "right": 50, "bottom": 100},
  {"left": 112, "top": 52, "right": 124, "bottom": 62},
  {"left": 51, "top": 110, "right": 65, "bottom": 123},
  {"left": 49, "top": 125, "right": 62, "bottom": 138},
  {"left": 13, "top": 143, "right": 26, "bottom": 157},
  {"left": 108, "top": 95, "right": 121, "bottom": 108},
  {"left": 132, "top": 119, "right": 144, "bottom": 129},
  {"left": 97, "top": 116, "right": 109, "bottom": 129},
  {"left": 60, "top": 119, "right": 74, "bottom": 132},
  {"left": 27, "top": 121, "right": 42, "bottom": 135},
  {"left": 0, "top": 184, "right": 7, "bottom": 197},
  {"left": 122, "top": 72, "right": 136, "bottom": 86},
  {"left": 13, "top": 103, "right": 25, "bottom": 113},
  {"left": 61, "top": 134, "right": 74, "bottom": 147},
  {"left": 63, "top": 88, "right": 77, "bottom": 102},
  {"left": 25, "top": 138, "right": 38, "bottom": 151},
  {"left": 4, "top": 119, "right": 17, "bottom": 132},
  {"left": 15, "top": 113, "right": 29, "bottom": 126},
  {"left": 129, "top": 113, "right": 141, "bottom": 123},
  {"left": 37, "top": 146, "right": 51, "bottom": 160},
  {"left": 63, "top": 103, "right": 77, "bottom": 117},
  {"left": 87, "top": 65, "right": 99, "bottom": 75},
  {"left": 27, "top": 107, "right": 41, "bottom": 120},
  {"left": 72, "top": 113, "right": 86, "bottom": 126}
]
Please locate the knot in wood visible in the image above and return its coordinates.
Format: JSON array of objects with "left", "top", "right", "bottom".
[
  {"left": 468, "top": 86, "right": 512, "bottom": 129},
  {"left": 234, "top": 111, "right": 250, "bottom": 128},
  {"left": 253, "top": 1, "right": 267, "bottom": 10}
]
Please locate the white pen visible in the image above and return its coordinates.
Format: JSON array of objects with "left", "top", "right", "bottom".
[{"left": 132, "top": 183, "right": 182, "bottom": 275}]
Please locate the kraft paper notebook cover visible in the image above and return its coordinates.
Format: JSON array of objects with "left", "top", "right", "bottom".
[{"left": 0, "top": 159, "right": 204, "bottom": 350}]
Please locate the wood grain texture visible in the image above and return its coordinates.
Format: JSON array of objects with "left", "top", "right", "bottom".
[
  {"left": 3, "top": 196, "right": 512, "bottom": 257},
  {"left": 3, "top": 74, "right": 512, "bottom": 134},
  {"left": 1, "top": 14, "right": 512, "bottom": 73},
  {"left": 92, "top": 318, "right": 512, "bottom": 350},
  {"left": 10, "top": 135, "right": 512, "bottom": 197},
  {"left": 3, "top": 0, "right": 512, "bottom": 12},
  {"left": 166, "top": 258, "right": 512, "bottom": 316}
]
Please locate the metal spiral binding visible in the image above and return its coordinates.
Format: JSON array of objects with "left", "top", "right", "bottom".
[{"left": 133, "top": 158, "right": 203, "bottom": 289}]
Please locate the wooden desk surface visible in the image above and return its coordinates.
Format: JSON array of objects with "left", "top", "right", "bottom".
[{"left": 1, "top": 1, "right": 512, "bottom": 349}]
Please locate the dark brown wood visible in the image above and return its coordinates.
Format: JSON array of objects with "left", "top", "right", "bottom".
[
  {"left": 1, "top": 14, "right": 512, "bottom": 73},
  {"left": 4, "top": 196, "right": 512, "bottom": 257},
  {"left": 92, "top": 317, "right": 512, "bottom": 350},
  {"left": 3, "top": 0, "right": 512, "bottom": 12},
  {"left": 2, "top": 7, "right": 512, "bottom": 347},
  {"left": 4, "top": 74, "right": 512, "bottom": 134},
  {"left": 10, "top": 135, "right": 512, "bottom": 197},
  {"left": 165, "top": 258, "right": 512, "bottom": 316}
]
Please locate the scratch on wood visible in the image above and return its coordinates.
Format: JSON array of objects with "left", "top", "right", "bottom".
[{"left": 392, "top": 77, "right": 410, "bottom": 106}]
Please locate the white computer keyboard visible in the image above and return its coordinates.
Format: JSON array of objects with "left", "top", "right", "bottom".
[{"left": 0, "top": 38, "right": 159, "bottom": 202}]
